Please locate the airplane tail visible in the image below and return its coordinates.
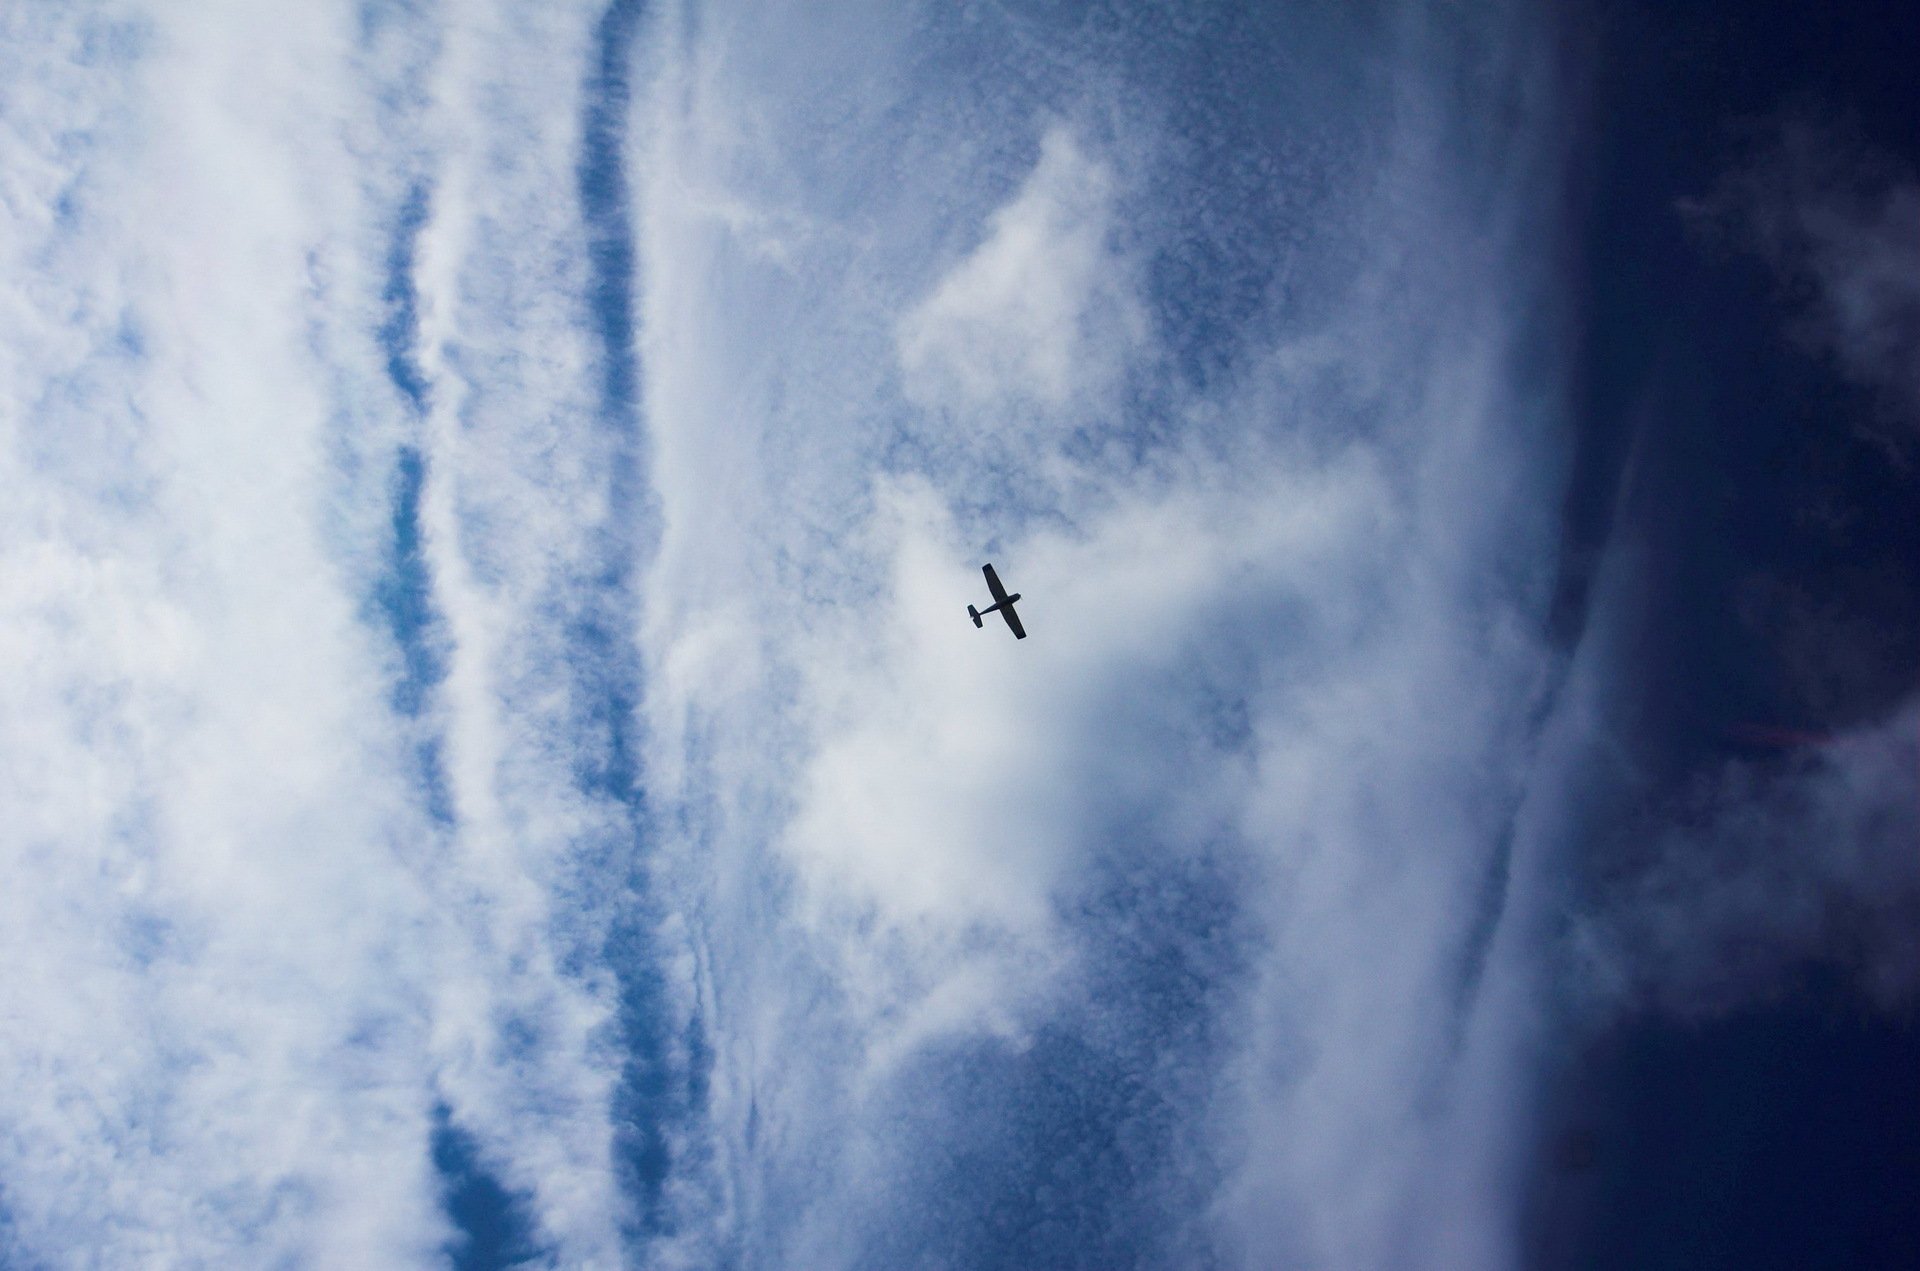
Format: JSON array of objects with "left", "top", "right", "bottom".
[{"left": 968, "top": 604, "right": 983, "bottom": 628}]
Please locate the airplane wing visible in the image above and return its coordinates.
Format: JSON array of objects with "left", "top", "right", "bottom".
[
  {"left": 1000, "top": 601, "right": 1027, "bottom": 640},
  {"left": 982, "top": 562, "right": 1010, "bottom": 604}
]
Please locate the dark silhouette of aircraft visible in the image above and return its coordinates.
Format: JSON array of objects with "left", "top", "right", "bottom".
[{"left": 968, "top": 563, "right": 1026, "bottom": 639}]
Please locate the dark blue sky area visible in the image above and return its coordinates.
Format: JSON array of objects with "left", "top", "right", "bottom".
[{"left": 1541, "top": 0, "right": 1920, "bottom": 1265}]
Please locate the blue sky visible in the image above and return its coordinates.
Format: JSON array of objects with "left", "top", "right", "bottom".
[{"left": 0, "top": 1, "right": 1914, "bottom": 1267}]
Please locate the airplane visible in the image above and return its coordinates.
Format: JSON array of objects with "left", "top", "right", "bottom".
[{"left": 967, "top": 562, "right": 1026, "bottom": 639}]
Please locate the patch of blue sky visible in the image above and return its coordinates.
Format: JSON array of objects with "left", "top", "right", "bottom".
[
  {"left": 856, "top": 1031, "right": 1199, "bottom": 1271},
  {"left": 355, "top": 0, "right": 435, "bottom": 48},
  {"left": 368, "top": 172, "right": 455, "bottom": 826},
  {"left": 579, "top": 0, "right": 647, "bottom": 442},
  {"left": 564, "top": 0, "right": 650, "bottom": 806},
  {"left": 854, "top": 695, "right": 1261, "bottom": 1266},
  {"left": 431, "top": 1103, "right": 551, "bottom": 1271},
  {"left": 374, "top": 448, "right": 446, "bottom": 713},
  {"left": 352, "top": 1, "right": 462, "bottom": 838},
  {"left": 373, "top": 445, "right": 457, "bottom": 827},
  {"left": 840, "top": 837, "right": 1249, "bottom": 1266},
  {"left": 379, "top": 182, "right": 434, "bottom": 415},
  {"left": 572, "top": 0, "right": 721, "bottom": 1250}
]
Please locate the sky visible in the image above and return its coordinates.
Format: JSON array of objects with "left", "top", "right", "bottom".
[{"left": 0, "top": 1, "right": 1914, "bottom": 1268}]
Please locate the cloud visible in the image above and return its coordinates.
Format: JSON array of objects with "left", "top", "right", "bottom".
[
  {"left": 1511, "top": 110, "right": 1920, "bottom": 1112},
  {"left": 1, "top": 6, "right": 448, "bottom": 1262},
  {"left": 0, "top": 2, "right": 638, "bottom": 1264},
  {"left": 896, "top": 125, "right": 1148, "bottom": 416},
  {"left": 631, "top": 3, "right": 1583, "bottom": 1265},
  {"left": 24, "top": 0, "right": 1872, "bottom": 1267},
  {"left": 1571, "top": 701, "right": 1920, "bottom": 1016},
  {"left": 1688, "top": 115, "right": 1920, "bottom": 423},
  {"left": 1561, "top": 110, "right": 1920, "bottom": 1026}
]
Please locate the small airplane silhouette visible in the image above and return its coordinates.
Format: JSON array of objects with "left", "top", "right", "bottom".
[{"left": 968, "top": 563, "right": 1026, "bottom": 639}]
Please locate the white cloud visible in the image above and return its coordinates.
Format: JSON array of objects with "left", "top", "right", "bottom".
[
  {"left": 0, "top": 2, "right": 637, "bottom": 1264},
  {"left": 631, "top": 4, "right": 1583, "bottom": 1265},
  {"left": 29, "top": 1, "right": 1911, "bottom": 1268},
  {"left": 896, "top": 126, "right": 1148, "bottom": 416}
]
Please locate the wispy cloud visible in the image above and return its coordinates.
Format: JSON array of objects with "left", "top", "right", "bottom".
[
  {"left": 1687, "top": 113, "right": 1920, "bottom": 426},
  {"left": 1567, "top": 112, "right": 1920, "bottom": 1033},
  {"left": 1, "top": 2, "right": 641, "bottom": 1264},
  {"left": 1, "top": 3, "right": 456, "bottom": 1260},
  {"left": 632, "top": 2, "right": 1581, "bottom": 1265},
  {"left": 897, "top": 126, "right": 1148, "bottom": 416},
  {"left": 11, "top": 1, "right": 1904, "bottom": 1267},
  {"left": 1572, "top": 702, "right": 1920, "bottom": 1016}
]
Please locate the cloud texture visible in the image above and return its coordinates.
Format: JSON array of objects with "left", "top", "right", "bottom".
[
  {"left": 1, "top": 1, "right": 1910, "bottom": 1268},
  {"left": 1688, "top": 114, "right": 1920, "bottom": 424}
]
